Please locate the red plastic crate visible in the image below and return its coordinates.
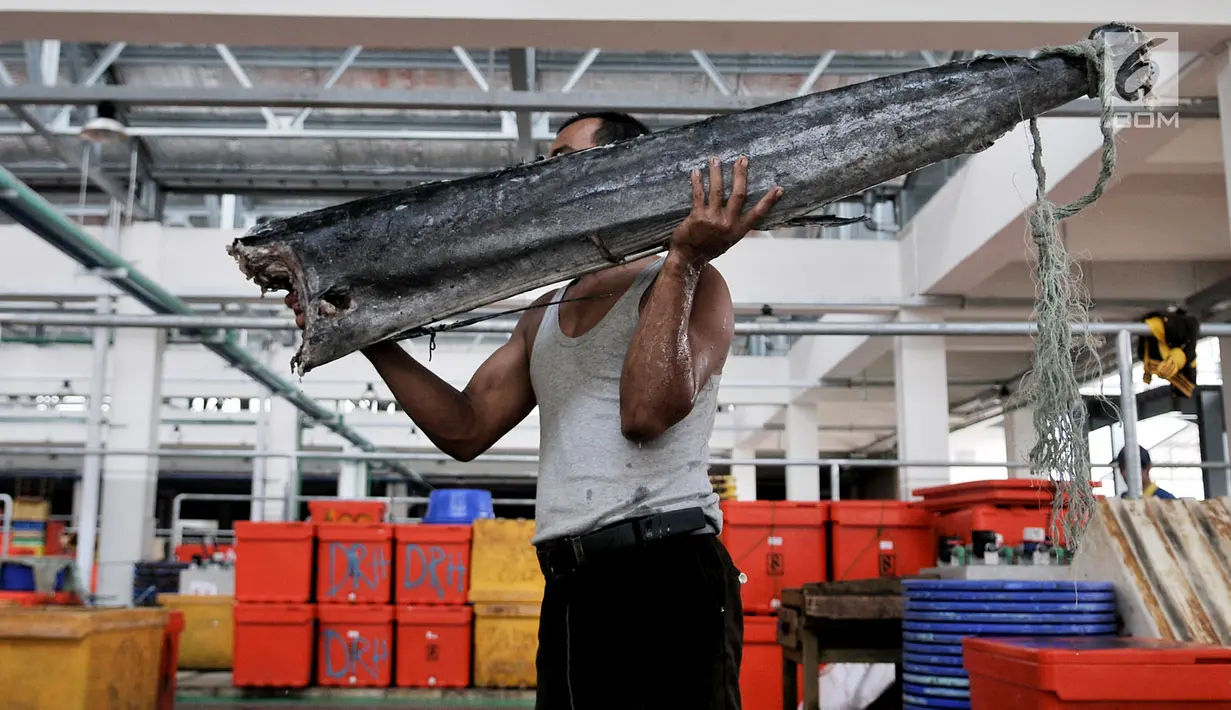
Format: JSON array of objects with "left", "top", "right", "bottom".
[
  {"left": 233, "top": 603, "right": 316, "bottom": 688},
  {"left": 830, "top": 501, "right": 933, "bottom": 581},
  {"left": 741, "top": 615, "right": 804, "bottom": 710},
  {"left": 965, "top": 636, "right": 1231, "bottom": 709},
  {"left": 395, "top": 604, "right": 473, "bottom": 688},
  {"left": 233, "top": 521, "right": 315, "bottom": 603},
  {"left": 309, "top": 499, "right": 388, "bottom": 524},
  {"left": 720, "top": 501, "right": 829, "bottom": 613},
  {"left": 318, "top": 604, "right": 394, "bottom": 688},
  {"left": 158, "top": 610, "right": 184, "bottom": 710},
  {"left": 316, "top": 523, "right": 393, "bottom": 604},
  {"left": 935, "top": 504, "right": 1067, "bottom": 547},
  {"left": 395, "top": 524, "right": 472, "bottom": 605}
]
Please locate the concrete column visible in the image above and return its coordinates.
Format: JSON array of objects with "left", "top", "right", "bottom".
[
  {"left": 96, "top": 224, "right": 166, "bottom": 605},
  {"left": 1003, "top": 406, "right": 1038, "bottom": 478},
  {"left": 257, "top": 379, "right": 301, "bottom": 521},
  {"left": 731, "top": 445, "right": 757, "bottom": 501},
  {"left": 893, "top": 312, "right": 951, "bottom": 499},
  {"left": 784, "top": 403, "right": 821, "bottom": 500},
  {"left": 337, "top": 444, "right": 369, "bottom": 499},
  {"left": 387, "top": 482, "right": 411, "bottom": 520}
]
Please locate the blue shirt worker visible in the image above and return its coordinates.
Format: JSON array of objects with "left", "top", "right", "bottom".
[{"left": 1115, "top": 445, "right": 1177, "bottom": 499}]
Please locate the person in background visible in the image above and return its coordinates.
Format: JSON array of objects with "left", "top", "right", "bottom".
[{"left": 1115, "top": 445, "right": 1177, "bottom": 499}]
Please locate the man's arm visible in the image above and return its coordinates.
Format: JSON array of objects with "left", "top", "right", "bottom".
[
  {"left": 619, "top": 155, "right": 782, "bottom": 442},
  {"left": 286, "top": 291, "right": 544, "bottom": 461}
]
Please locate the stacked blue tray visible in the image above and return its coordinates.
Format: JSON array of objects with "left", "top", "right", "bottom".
[{"left": 901, "top": 579, "right": 1118, "bottom": 710}]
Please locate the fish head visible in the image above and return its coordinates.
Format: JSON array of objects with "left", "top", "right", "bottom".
[{"left": 1087, "top": 23, "right": 1166, "bottom": 103}]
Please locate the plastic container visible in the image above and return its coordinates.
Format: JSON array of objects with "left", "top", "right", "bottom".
[
  {"left": 233, "top": 521, "right": 315, "bottom": 603},
  {"left": 158, "top": 610, "right": 185, "bottom": 710},
  {"left": 467, "top": 519, "right": 545, "bottom": 604},
  {"left": 472, "top": 602, "right": 540, "bottom": 688},
  {"left": 0, "top": 606, "right": 169, "bottom": 710},
  {"left": 830, "top": 501, "right": 934, "bottom": 581},
  {"left": 396, "top": 604, "right": 473, "bottom": 688},
  {"left": 720, "top": 501, "right": 829, "bottom": 613},
  {"left": 912, "top": 480, "right": 1093, "bottom": 514},
  {"left": 964, "top": 636, "right": 1231, "bottom": 709},
  {"left": 318, "top": 604, "right": 394, "bottom": 688},
  {"left": 309, "top": 499, "right": 387, "bottom": 524},
  {"left": 316, "top": 523, "right": 394, "bottom": 604},
  {"left": 395, "top": 524, "right": 472, "bottom": 605},
  {"left": 741, "top": 615, "right": 805, "bottom": 710},
  {"left": 934, "top": 505, "right": 1062, "bottom": 548},
  {"left": 0, "top": 559, "right": 70, "bottom": 592},
  {"left": 232, "top": 603, "right": 316, "bottom": 687},
  {"left": 157, "top": 594, "right": 234, "bottom": 670},
  {"left": 424, "top": 488, "right": 495, "bottom": 524}
]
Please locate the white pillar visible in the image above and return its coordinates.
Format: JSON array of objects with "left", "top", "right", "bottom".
[
  {"left": 731, "top": 445, "right": 757, "bottom": 501},
  {"left": 893, "top": 313, "right": 951, "bottom": 499},
  {"left": 784, "top": 403, "right": 821, "bottom": 500},
  {"left": 337, "top": 444, "right": 369, "bottom": 499},
  {"left": 1003, "top": 406, "right": 1038, "bottom": 478},
  {"left": 257, "top": 372, "right": 301, "bottom": 521},
  {"left": 96, "top": 224, "right": 166, "bottom": 605},
  {"left": 387, "top": 482, "right": 411, "bottom": 520}
]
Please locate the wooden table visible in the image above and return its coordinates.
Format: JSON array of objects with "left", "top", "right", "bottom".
[{"left": 777, "top": 578, "right": 904, "bottom": 710}]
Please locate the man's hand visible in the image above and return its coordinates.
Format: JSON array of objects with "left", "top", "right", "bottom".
[{"left": 669, "top": 155, "right": 783, "bottom": 265}]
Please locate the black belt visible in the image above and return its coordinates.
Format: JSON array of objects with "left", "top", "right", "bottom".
[{"left": 535, "top": 507, "right": 709, "bottom": 579}]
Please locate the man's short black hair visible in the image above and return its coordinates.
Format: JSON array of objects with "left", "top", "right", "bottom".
[{"left": 558, "top": 111, "right": 652, "bottom": 146}]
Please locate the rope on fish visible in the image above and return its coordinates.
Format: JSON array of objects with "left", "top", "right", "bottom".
[{"left": 1014, "top": 33, "right": 1122, "bottom": 551}]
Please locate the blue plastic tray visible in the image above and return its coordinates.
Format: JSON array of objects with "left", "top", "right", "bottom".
[
  {"left": 903, "top": 672, "right": 970, "bottom": 688},
  {"left": 905, "top": 600, "right": 1116, "bottom": 614},
  {"left": 904, "top": 651, "right": 965, "bottom": 667},
  {"left": 903, "top": 589, "right": 1115, "bottom": 603},
  {"left": 905, "top": 611, "right": 1117, "bottom": 624},
  {"left": 904, "top": 620, "right": 1119, "bottom": 635},
  {"left": 903, "top": 694, "right": 971, "bottom": 709},
  {"left": 904, "top": 639, "right": 965, "bottom": 654},
  {"left": 904, "top": 661, "right": 968, "bottom": 677},
  {"left": 903, "top": 579, "right": 1114, "bottom": 592},
  {"left": 904, "top": 682, "right": 971, "bottom": 699}
]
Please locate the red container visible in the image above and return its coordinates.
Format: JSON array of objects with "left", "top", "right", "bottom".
[
  {"left": 965, "top": 636, "right": 1231, "bottom": 709},
  {"left": 934, "top": 504, "right": 1062, "bottom": 547},
  {"left": 395, "top": 604, "right": 473, "bottom": 688},
  {"left": 720, "top": 501, "right": 829, "bottom": 614},
  {"left": 233, "top": 603, "right": 316, "bottom": 687},
  {"left": 741, "top": 615, "right": 805, "bottom": 710},
  {"left": 316, "top": 523, "right": 394, "bottom": 604},
  {"left": 309, "top": 499, "right": 388, "bottom": 524},
  {"left": 912, "top": 479, "right": 1096, "bottom": 514},
  {"left": 318, "top": 604, "right": 394, "bottom": 688},
  {"left": 830, "top": 501, "right": 933, "bottom": 581},
  {"left": 234, "top": 521, "right": 315, "bottom": 603},
  {"left": 395, "top": 524, "right": 472, "bottom": 605},
  {"left": 158, "top": 610, "right": 185, "bottom": 710}
]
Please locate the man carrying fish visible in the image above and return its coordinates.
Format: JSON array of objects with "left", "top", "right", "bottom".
[{"left": 285, "top": 110, "right": 782, "bottom": 709}]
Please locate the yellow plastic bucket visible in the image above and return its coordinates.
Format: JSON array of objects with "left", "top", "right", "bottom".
[{"left": 158, "top": 594, "right": 234, "bottom": 670}]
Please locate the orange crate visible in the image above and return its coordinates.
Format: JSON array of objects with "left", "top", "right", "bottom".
[
  {"left": 395, "top": 604, "right": 473, "bottom": 688},
  {"left": 965, "top": 636, "right": 1231, "bottom": 709},
  {"left": 395, "top": 524, "right": 472, "bottom": 605},
  {"left": 935, "top": 504, "right": 1068, "bottom": 547},
  {"left": 232, "top": 603, "right": 316, "bottom": 687},
  {"left": 720, "top": 501, "right": 828, "bottom": 613},
  {"left": 830, "top": 501, "right": 933, "bottom": 581},
  {"left": 158, "top": 610, "right": 185, "bottom": 710},
  {"left": 741, "top": 615, "right": 804, "bottom": 710},
  {"left": 309, "top": 499, "right": 388, "bottom": 524},
  {"left": 318, "top": 604, "right": 394, "bottom": 688},
  {"left": 317, "top": 523, "right": 394, "bottom": 604},
  {"left": 234, "top": 521, "right": 315, "bottom": 603}
]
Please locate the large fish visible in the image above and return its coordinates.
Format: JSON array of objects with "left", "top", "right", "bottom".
[{"left": 229, "top": 23, "right": 1158, "bottom": 374}]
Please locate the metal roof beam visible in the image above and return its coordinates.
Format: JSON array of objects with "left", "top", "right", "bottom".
[{"left": 0, "top": 84, "right": 1217, "bottom": 119}]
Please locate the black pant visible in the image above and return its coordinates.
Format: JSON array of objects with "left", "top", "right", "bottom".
[{"left": 534, "top": 532, "right": 745, "bottom": 710}]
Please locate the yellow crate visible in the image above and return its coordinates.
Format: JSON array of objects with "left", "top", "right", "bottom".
[
  {"left": 472, "top": 603, "right": 541, "bottom": 689},
  {"left": 467, "top": 518, "right": 544, "bottom": 603},
  {"left": 0, "top": 606, "right": 168, "bottom": 710},
  {"left": 158, "top": 593, "right": 234, "bottom": 670},
  {"left": 12, "top": 497, "right": 50, "bottom": 521}
]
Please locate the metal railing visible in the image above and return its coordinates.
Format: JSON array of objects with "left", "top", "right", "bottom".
[{"left": 0, "top": 494, "right": 11, "bottom": 558}]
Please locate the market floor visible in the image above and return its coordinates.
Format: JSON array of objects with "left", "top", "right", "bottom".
[{"left": 176, "top": 672, "right": 536, "bottom": 709}]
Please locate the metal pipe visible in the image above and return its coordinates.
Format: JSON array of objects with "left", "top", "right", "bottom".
[
  {"left": 75, "top": 288, "right": 112, "bottom": 587},
  {"left": 7, "top": 311, "right": 1228, "bottom": 338},
  {"left": 0, "top": 493, "right": 11, "bottom": 558},
  {"left": 1117, "top": 329, "right": 1143, "bottom": 498},
  {"left": 829, "top": 462, "right": 840, "bottom": 501},
  {"left": 3, "top": 445, "right": 1212, "bottom": 469}
]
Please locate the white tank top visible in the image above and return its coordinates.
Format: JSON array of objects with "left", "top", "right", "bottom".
[{"left": 527, "top": 257, "right": 723, "bottom": 544}]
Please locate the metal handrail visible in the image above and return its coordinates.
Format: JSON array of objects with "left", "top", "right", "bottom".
[{"left": 0, "top": 494, "right": 11, "bottom": 558}]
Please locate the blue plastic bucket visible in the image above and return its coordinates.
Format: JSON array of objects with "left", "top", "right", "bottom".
[
  {"left": 0, "top": 561, "right": 69, "bottom": 592},
  {"left": 423, "top": 489, "right": 495, "bottom": 524}
]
